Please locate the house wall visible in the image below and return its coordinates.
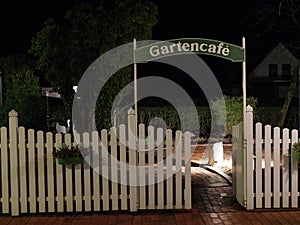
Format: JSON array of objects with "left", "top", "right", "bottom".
[{"left": 249, "top": 43, "right": 298, "bottom": 79}]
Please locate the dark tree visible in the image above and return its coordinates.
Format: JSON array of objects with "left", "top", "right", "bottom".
[
  {"left": 241, "top": 0, "right": 300, "bottom": 127},
  {"left": 29, "top": 0, "right": 158, "bottom": 128}
]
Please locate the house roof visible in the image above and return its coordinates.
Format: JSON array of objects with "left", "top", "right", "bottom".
[{"left": 249, "top": 42, "right": 298, "bottom": 78}]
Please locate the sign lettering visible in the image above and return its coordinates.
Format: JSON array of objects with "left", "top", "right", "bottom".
[{"left": 135, "top": 38, "right": 245, "bottom": 63}]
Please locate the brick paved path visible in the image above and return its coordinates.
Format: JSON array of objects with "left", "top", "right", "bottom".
[
  {"left": 2, "top": 145, "right": 300, "bottom": 224},
  {"left": 3, "top": 210, "right": 300, "bottom": 225},
  {"left": 191, "top": 167, "right": 242, "bottom": 213}
]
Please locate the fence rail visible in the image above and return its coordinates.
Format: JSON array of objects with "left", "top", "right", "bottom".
[{"left": 0, "top": 110, "right": 191, "bottom": 216}]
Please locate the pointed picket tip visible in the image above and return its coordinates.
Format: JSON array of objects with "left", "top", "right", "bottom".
[
  {"left": 127, "top": 108, "right": 135, "bottom": 115},
  {"left": 246, "top": 105, "right": 253, "bottom": 112},
  {"left": 9, "top": 110, "right": 18, "bottom": 117}
]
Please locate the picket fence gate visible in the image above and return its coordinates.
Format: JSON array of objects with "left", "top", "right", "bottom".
[
  {"left": 0, "top": 110, "right": 192, "bottom": 216},
  {"left": 232, "top": 105, "right": 299, "bottom": 210}
]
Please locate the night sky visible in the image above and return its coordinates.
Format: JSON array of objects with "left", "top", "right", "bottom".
[
  {"left": 0, "top": 0, "right": 72, "bottom": 56},
  {"left": 0, "top": 0, "right": 247, "bottom": 56},
  {"left": 0, "top": 0, "right": 268, "bottom": 99}
]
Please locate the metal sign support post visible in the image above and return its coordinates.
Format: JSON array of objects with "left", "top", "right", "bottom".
[
  {"left": 133, "top": 38, "right": 140, "bottom": 209},
  {"left": 242, "top": 37, "right": 246, "bottom": 134},
  {"left": 242, "top": 37, "right": 247, "bottom": 208},
  {"left": 133, "top": 38, "right": 138, "bottom": 128}
]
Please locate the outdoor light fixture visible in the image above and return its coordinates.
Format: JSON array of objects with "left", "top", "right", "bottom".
[
  {"left": 73, "top": 85, "right": 78, "bottom": 93},
  {"left": 73, "top": 85, "right": 81, "bottom": 99}
]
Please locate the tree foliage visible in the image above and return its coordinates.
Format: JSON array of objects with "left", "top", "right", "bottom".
[
  {"left": 241, "top": 0, "right": 300, "bottom": 127},
  {"left": 0, "top": 69, "right": 45, "bottom": 129},
  {"left": 0, "top": 54, "right": 46, "bottom": 129},
  {"left": 0, "top": 54, "right": 35, "bottom": 75},
  {"left": 29, "top": 0, "right": 158, "bottom": 128},
  {"left": 240, "top": 0, "right": 300, "bottom": 67}
]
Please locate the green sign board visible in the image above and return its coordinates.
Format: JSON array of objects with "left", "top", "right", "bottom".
[{"left": 134, "top": 38, "right": 245, "bottom": 63}]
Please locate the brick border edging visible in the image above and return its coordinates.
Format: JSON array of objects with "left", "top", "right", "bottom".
[{"left": 201, "top": 165, "right": 232, "bottom": 184}]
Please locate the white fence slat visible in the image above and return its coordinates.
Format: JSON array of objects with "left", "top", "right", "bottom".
[
  {"left": 157, "top": 128, "right": 164, "bottom": 209},
  {"left": 46, "top": 132, "right": 55, "bottom": 212},
  {"left": 110, "top": 127, "right": 119, "bottom": 210},
  {"left": 91, "top": 131, "right": 100, "bottom": 211},
  {"left": 65, "top": 134, "right": 74, "bottom": 212},
  {"left": 74, "top": 133, "right": 82, "bottom": 212},
  {"left": 255, "top": 123, "right": 262, "bottom": 208},
  {"left": 238, "top": 123, "right": 244, "bottom": 207},
  {"left": 282, "top": 129, "right": 289, "bottom": 208},
  {"left": 148, "top": 125, "right": 155, "bottom": 209},
  {"left": 233, "top": 123, "right": 244, "bottom": 207},
  {"left": 264, "top": 125, "right": 272, "bottom": 208},
  {"left": 175, "top": 131, "right": 182, "bottom": 209},
  {"left": 119, "top": 125, "right": 128, "bottom": 210},
  {"left": 83, "top": 134, "right": 91, "bottom": 210},
  {"left": 83, "top": 133, "right": 91, "bottom": 211},
  {"left": 138, "top": 124, "right": 146, "bottom": 209},
  {"left": 246, "top": 106, "right": 254, "bottom": 210},
  {"left": 291, "top": 129, "right": 298, "bottom": 208},
  {"left": 128, "top": 110, "right": 137, "bottom": 212},
  {"left": 9, "top": 111, "right": 19, "bottom": 216},
  {"left": 37, "top": 131, "right": 46, "bottom": 212},
  {"left": 232, "top": 125, "right": 237, "bottom": 196},
  {"left": 184, "top": 132, "right": 191, "bottom": 209},
  {"left": 166, "top": 129, "right": 173, "bottom": 209},
  {"left": 18, "top": 127, "right": 28, "bottom": 213},
  {"left": 273, "top": 127, "right": 281, "bottom": 208},
  {"left": 28, "top": 129, "right": 37, "bottom": 213},
  {"left": 101, "top": 129, "right": 109, "bottom": 211},
  {"left": 55, "top": 134, "right": 64, "bottom": 212},
  {"left": 1, "top": 127, "right": 9, "bottom": 214}
]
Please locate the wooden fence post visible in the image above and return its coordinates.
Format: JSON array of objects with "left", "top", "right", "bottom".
[
  {"left": 184, "top": 132, "right": 191, "bottom": 209},
  {"left": 246, "top": 105, "right": 254, "bottom": 210},
  {"left": 9, "top": 110, "right": 19, "bottom": 216},
  {"left": 128, "top": 108, "right": 137, "bottom": 212}
]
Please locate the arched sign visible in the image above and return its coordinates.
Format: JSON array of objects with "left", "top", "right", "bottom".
[{"left": 134, "top": 38, "right": 245, "bottom": 63}]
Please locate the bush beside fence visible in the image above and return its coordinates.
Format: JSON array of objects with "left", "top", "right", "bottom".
[{"left": 137, "top": 106, "right": 299, "bottom": 135}]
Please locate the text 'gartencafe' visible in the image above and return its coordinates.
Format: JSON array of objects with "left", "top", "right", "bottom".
[{"left": 134, "top": 38, "right": 245, "bottom": 62}]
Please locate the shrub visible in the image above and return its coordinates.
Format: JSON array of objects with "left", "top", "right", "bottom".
[{"left": 210, "top": 95, "right": 258, "bottom": 135}]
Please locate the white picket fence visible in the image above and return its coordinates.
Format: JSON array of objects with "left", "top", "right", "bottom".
[
  {"left": 232, "top": 105, "right": 299, "bottom": 210},
  {"left": 0, "top": 110, "right": 192, "bottom": 216}
]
